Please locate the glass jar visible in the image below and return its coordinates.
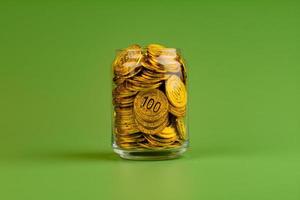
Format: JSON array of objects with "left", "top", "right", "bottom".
[{"left": 111, "top": 44, "right": 189, "bottom": 160}]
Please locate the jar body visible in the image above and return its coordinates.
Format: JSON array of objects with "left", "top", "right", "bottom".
[{"left": 111, "top": 44, "right": 189, "bottom": 160}]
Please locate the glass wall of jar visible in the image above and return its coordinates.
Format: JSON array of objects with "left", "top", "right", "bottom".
[{"left": 111, "top": 44, "right": 189, "bottom": 160}]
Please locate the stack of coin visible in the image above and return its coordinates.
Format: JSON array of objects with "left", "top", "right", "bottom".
[
  {"left": 166, "top": 75, "right": 187, "bottom": 117},
  {"left": 112, "top": 44, "right": 188, "bottom": 150}
]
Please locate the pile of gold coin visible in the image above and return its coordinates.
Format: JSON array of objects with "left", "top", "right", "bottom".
[{"left": 112, "top": 44, "right": 188, "bottom": 150}]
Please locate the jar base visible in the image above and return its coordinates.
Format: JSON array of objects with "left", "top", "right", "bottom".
[{"left": 113, "top": 142, "right": 188, "bottom": 160}]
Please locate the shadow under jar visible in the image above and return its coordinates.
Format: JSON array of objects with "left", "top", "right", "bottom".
[{"left": 111, "top": 44, "right": 189, "bottom": 160}]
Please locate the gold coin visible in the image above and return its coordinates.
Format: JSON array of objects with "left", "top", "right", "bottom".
[
  {"left": 115, "top": 115, "right": 135, "bottom": 122},
  {"left": 129, "top": 72, "right": 163, "bottom": 85},
  {"left": 116, "top": 122, "right": 139, "bottom": 134},
  {"left": 135, "top": 112, "right": 168, "bottom": 128},
  {"left": 113, "top": 84, "right": 138, "bottom": 98},
  {"left": 144, "top": 134, "right": 174, "bottom": 146},
  {"left": 143, "top": 135, "right": 178, "bottom": 149},
  {"left": 135, "top": 115, "right": 169, "bottom": 135},
  {"left": 138, "top": 141, "right": 165, "bottom": 149},
  {"left": 141, "top": 69, "right": 166, "bottom": 79},
  {"left": 114, "top": 58, "right": 142, "bottom": 77},
  {"left": 117, "top": 136, "right": 145, "bottom": 143},
  {"left": 175, "top": 117, "right": 187, "bottom": 140},
  {"left": 133, "top": 89, "right": 169, "bottom": 121},
  {"left": 147, "top": 44, "right": 166, "bottom": 57},
  {"left": 147, "top": 134, "right": 176, "bottom": 144},
  {"left": 134, "top": 109, "right": 167, "bottom": 124},
  {"left": 115, "top": 106, "right": 133, "bottom": 113},
  {"left": 165, "top": 75, "right": 187, "bottom": 108},
  {"left": 125, "top": 81, "right": 163, "bottom": 92},
  {"left": 116, "top": 128, "right": 139, "bottom": 135},
  {"left": 157, "top": 126, "right": 177, "bottom": 139},
  {"left": 133, "top": 89, "right": 170, "bottom": 134},
  {"left": 116, "top": 132, "right": 142, "bottom": 138},
  {"left": 114, "top": 44, "right": 141, "bottom": 65},
  {"left": 142, "top": 60, "right": 167, "bottom": 73},
  {"left": 115, "top": 116, "right": 136, "bottom": 124},
  {"left": 127, "top": 77, "right": 162, "bottom": 88},
  {"left": 113, "top": 44, "right": 143, "bottom": 76},
  {"left": 169, "top": 104, "right": 186, "bottom": 117},
  {"left": 144, "top": 136, "right": 165, "bottom": 147},
  {"left": 122, "top": 64, "right": 143, "bottom": 79},
  {"left": 113, "top": 94, "right": 135, "bottom": 102}
]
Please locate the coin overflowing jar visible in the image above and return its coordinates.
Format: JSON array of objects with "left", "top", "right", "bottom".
[{"left": 111, "top": 44, "right": 188, "bottom": 160}]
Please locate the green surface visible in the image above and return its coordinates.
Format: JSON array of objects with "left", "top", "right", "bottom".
[{"left": 1, "top": 1, "right": 300, "bottom": 199}]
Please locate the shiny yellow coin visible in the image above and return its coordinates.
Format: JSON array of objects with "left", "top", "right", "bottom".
[
  {"left": 133, "top": 89, "right": 169, "bottom": 121},
  {"left": 135, "top": 115, "right": 169, "bottom": 135},
  {"left": 147, "top": 44, "right": 166, "bottom": 56},
  {"left": 113, "top": 44, "right": 143, "bottom": 76},
  {"left": 176, "top": 118, "right": 187, "bottom": 140},
  {"left": 169, "top": 104, "right": 186, "bottom": 117},
  {"left": 165, "top": 75, "right": 187, "bottom": 108}
]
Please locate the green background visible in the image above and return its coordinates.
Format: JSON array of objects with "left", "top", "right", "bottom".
[{"left": 1, "top": 0, "right": 300, "bottom": 199}]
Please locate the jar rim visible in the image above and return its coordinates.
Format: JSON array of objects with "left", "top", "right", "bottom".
[{"left": 115, "top": 47, "right": 182, "bottom": 52}]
